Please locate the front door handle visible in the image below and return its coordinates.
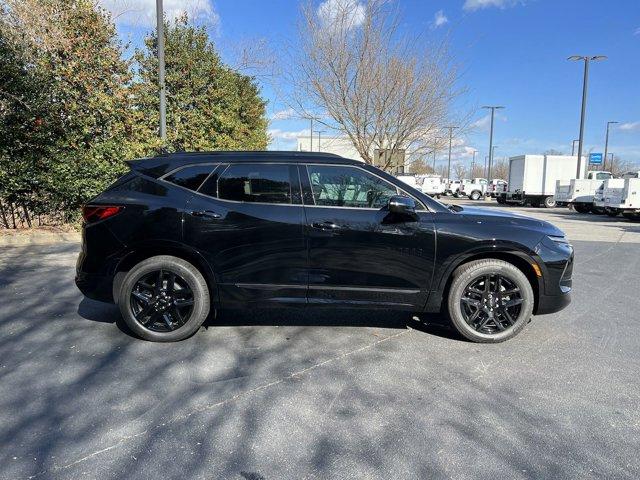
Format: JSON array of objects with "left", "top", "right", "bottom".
[
  {"left": 189, "top": 210, "right": 221, "bottom": 219},
  {"left": 310, "top": 221, "right": 342, "bottom": 231}
]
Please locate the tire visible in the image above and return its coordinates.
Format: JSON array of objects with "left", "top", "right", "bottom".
[
  {"left": 447, "top": 259, "right": 534, "bottom": 343},
  {"left": 542, "top": 196, "right": 556, "bottom": 208},
  {"left": 454, "top": 192, "right": 464, "bottom": 198},
  {"left": 605, "top": 208, "right": 618, "bottom": 218},
  {"left": 469, "top": 190, "right": 481, "bottom": 201},
  {"left": 573, "top": 203, "right": 591, "bottom": 214},
  {"left": 496, "top": 196, "right": 506, "bottom": 205},
  {"left": 117, "top": 255, "right": 211, "bottom": 342}
]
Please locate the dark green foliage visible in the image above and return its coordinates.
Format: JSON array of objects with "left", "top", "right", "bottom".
[{"left": 0, "top": 2, "right": 268, "bottom": 227}]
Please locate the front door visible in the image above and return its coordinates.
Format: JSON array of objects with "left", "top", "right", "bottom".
[
  {"left": 183, "top": 162, "right": 307, "bottom": 307},
  {"left": 301, "top": 164, "right": 436, "bottom": 309}
]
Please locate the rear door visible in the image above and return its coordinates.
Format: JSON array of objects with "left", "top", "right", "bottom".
[
  {"left": 183, "top": 162, "right": 307, "bottom": 307},
  {"left": 300, "top": 164, "right": 436, "bottom": 309}
]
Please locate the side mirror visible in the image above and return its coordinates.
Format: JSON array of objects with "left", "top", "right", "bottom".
[{"left": 388, "top": 195, "right": 417, "bottom": 218}]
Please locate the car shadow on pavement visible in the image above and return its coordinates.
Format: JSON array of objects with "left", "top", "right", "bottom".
[{"left": 76, "top": 297, "right": 464, "bottom": 342}]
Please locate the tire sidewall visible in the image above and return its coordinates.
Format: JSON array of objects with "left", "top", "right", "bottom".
[
  {"left": 448, "top": 260, "right": 534, "bottom": 343},
  {"left": 118, "top": 256, "right": 210, "bottom": 342}
]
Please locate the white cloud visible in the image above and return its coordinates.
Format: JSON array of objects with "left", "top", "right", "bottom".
[
  {"left": 270, "top": 108, "right": 297, "bottom": 121},
  {"left": 471, "top": 112, "right": 507, "bottom": 132},
  {"left": 98, "top": 0, "right": 219, "bottom": 28},
  {"left": 268, "top": 128, "right": 310, "bottom": 140},
  {"left": 634, "top": 27, "right": 640, "bottom": 36},
  {"left": 618, "top": 121, "right": 640, "bottom": 132},
  {"left": 318, "top": 0, "right": 366, "bottom": 30},
  {"left": 463, "top": 0, "right": 524, "bottom": 12},
  {"left": 432, "top": 10, "right": 448, "bottom": 28}
]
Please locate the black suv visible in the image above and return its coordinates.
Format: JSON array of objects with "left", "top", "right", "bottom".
[{"left": 76, "top": 151, "right": 573, "bottom": 343}]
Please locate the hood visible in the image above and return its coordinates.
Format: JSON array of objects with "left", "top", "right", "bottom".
[{"left": 451, "top": 205, "right": 565, "bottom": 237}]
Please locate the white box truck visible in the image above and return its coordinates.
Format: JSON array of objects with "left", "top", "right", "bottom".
[
  {"left": 554, "top": 170, "right": 612, "bottom": 213},
  {"left": 499, "top": 155, "right": 586, "bottom": 208}
]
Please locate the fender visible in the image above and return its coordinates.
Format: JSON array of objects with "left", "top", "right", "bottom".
[
  {"left": 113, "top": 239, "right": 221, "bottom": 306},
  {"left": 423, "top": 239, "right": 544, "bottom": 313}
]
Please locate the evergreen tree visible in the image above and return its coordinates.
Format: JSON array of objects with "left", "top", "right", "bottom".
[{"left": 132, "top": 15, "right": 268, "bottom": 152}]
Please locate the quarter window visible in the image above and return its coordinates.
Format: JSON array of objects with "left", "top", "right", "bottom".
[
  {"left": 164, "top": 165, "right": 216, "bottom": 191},
  {"left": 306, "top": 165, "right": 398, "bottom": 208},
  {"left": 218, "top": 164, "right": 292, "bottom": 204}
]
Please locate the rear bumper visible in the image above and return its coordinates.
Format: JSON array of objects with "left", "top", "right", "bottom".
[{"left": 75, "top": 271, "right": 114, "bottom": 303}]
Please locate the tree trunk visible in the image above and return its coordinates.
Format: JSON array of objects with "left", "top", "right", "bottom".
[{"left": 0, "top": 199, "right": 9, "bottom": 229}]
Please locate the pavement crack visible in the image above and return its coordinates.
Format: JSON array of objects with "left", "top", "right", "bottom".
[{"left": 26, "top": 327, "right": 413, "bottom": 479}]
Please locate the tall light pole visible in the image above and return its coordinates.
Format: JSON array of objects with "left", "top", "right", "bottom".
[
  {"left": 484, "top": 155, "right": 488, "bottom": 178},
  {"left": 445, "top": 126, "right": 458, "bottom": 181},
  {"left": 482, "top": 105, "right": 504, "bottom": 182},
  {"left": 156, "top": 0, "right": 167, "bottom": 141},
  {"left": 309, "top": 118, "right": 314, "bottom": 151},
  {"left": 568, "top": 55, "right": 607, "bottom": 178},
  {"left": 471, "top": 149, "right": 477, "bottom": 176},
  {"left": 603, "top": 121, "right": 618, "bottom": 171},
  {"left": 317, "top": 130, "right": 325, "bottom": 152},
  {"left": 571, "top": 139, "right": 579, "bottom": 156}
]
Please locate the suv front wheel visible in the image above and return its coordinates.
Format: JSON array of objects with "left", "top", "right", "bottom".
[
  {"left": 117, "top": 255, "right": 211, "bottom": 342},
  {"left": 447, "top": 259, "right": 534, "bottom": 343}
]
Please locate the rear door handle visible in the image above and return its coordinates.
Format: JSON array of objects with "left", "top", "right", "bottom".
[
  {"left": 189, "top": 210, "right": 221, "bottom": 219},
  {"left": 311, "top": 221, "right": 342, "bottom": 231}
]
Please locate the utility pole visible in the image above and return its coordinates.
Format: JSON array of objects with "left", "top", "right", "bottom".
[
  {"left": 603, "top": 121, "right": 618, "bottom": 171},
  {"left": 571, "top": 139, "right": 579, "bottom": 156},
  {"left": 484, "top": 155, "right": 488, "bottom": 178},
  {"left": 309, "top": 118, "right": 314, "bottom": 151},
  {"left": 317, "top": 130, "right": 325, "bottom": 152},
  {"left": 471, "top": 149, "right": 477, "bottom": 176},
  {"left": 156, "top": 0, "right": 166, "bottom": 141},
  {"left": 445, "top": 127, "right": 458, "bottom": 182},
  {"left": 432, "top": 137, "right": 440, "bottom": 172},
  {"left": 568, "top": 55, "right": 607, "bottom": 178},
  {"left": 482, "top": 106, "right": 504, "bottom": 182}
]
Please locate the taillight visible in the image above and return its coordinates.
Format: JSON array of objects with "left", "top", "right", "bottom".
[{"left": 82, "top": 205, "right": 123, "bottom": 223}]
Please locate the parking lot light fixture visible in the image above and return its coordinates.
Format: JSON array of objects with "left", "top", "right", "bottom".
[
  {"left": 482, "top": 106, "right": 504, "bottom": 182},
  {"left": 603, "top": 121, "right": 618, "bottom": 171},
  {"left": 568, "top": 55, "right": 607, "bottom": 178}
]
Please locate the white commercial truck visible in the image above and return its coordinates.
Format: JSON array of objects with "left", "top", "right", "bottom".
[
  {"left": 603, "top": 172, "right": 640, "bottom": 219},
  {"left": 419, "top": 176, "right": 445, "bottom": 198},
  {"left": 459, "top": 178, "right": 488, "bottom": 200},
  {"left": 554, "top": 171, "right": 612, "bottom": 213},
  {"left": 499, "top": 155, "right": 586, "bottom": 208}
]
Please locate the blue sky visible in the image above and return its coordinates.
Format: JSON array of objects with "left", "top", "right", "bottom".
[{"left": 101, "top": 0, "right": 640, "bottom": 167}]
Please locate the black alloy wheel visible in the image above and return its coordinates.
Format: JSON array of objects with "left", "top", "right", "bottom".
[
  {"left": 130, "top": 269, "right": 195, "bottom": 332},
  {"left": 460, "top": 274, "right": 523, "bottom": 334}
]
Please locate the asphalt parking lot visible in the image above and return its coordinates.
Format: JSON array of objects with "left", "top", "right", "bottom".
[{"left": 1, "top": 200, "right": 639, "bottom": 479}]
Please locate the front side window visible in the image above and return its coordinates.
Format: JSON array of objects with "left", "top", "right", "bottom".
[
  {"left": 164, "top": 164, "right": 216, "bottom": 191},
  {"left": 306, "top": 165, "right": 398, "bottom": 208},
  {"left": 218, "top": 164, "right": 292, "bottom": 204}
]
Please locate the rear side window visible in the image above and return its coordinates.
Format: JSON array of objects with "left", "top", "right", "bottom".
[
  {"left": 218, "top": 164, "right": 292, "bottom": 204},
  {"left": 164, "top": 165, "right": 216, "bottom": 191}
]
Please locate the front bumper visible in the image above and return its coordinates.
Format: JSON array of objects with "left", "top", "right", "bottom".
[{"left": 533, "top": 236, "right": 574, "bottom": 315}]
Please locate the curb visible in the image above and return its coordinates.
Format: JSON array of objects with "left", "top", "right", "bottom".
[{"left": 0, "top": 232, "right": 81, "bottom": 246}]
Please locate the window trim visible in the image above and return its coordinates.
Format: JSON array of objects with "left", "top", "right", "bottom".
[
  {"left": 302, "top": 163, "right": 428, "bottom": 211},
  {"left": 159, "top": 162, "right": 221, "bottom": 194}
]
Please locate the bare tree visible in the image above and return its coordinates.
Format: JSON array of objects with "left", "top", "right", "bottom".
[
  {"left": 453, "top": 162, "right": 467, "bottom": 180},
  {"left": 491, "top": 159, "right": 509, "bottom": 180},
  {"left": 290, "top": 0, "right": 460, "bottom": 169}
]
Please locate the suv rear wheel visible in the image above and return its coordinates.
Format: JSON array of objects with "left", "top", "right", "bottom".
[
  {"left": 447, "top": 259, "right": 534, "bottom": 343},
  {"left": 117, "top": 255, "right": 210, "bottom": 342}
]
